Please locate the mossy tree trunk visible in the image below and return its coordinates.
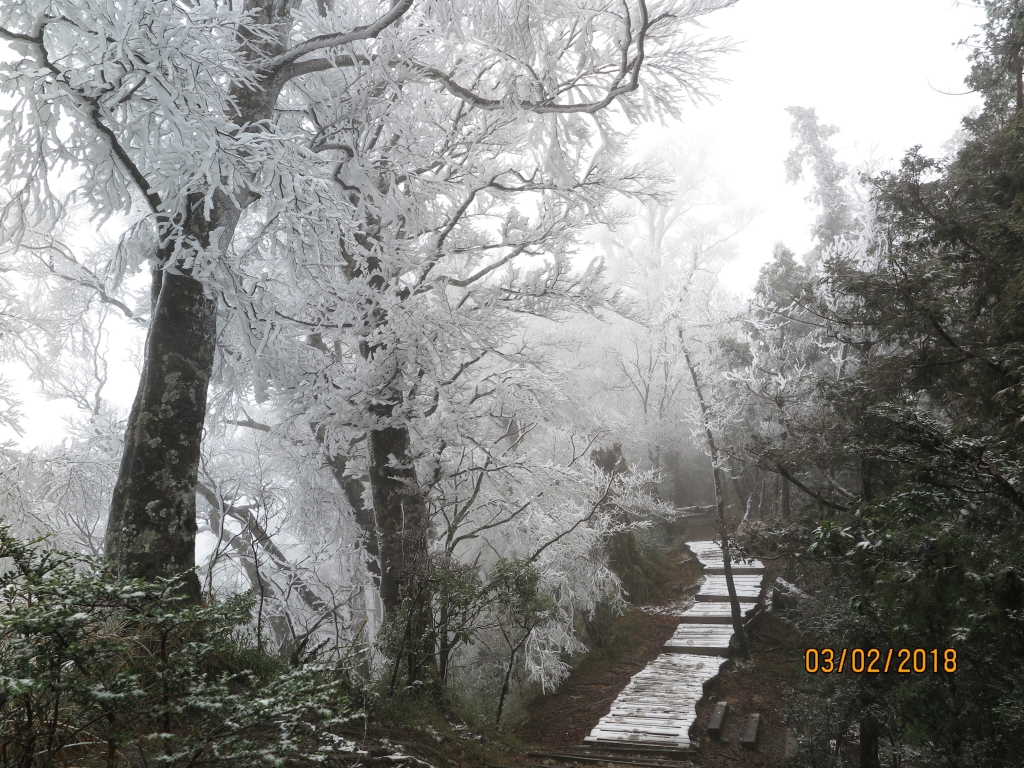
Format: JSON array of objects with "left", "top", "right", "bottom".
[
  {"left": 369, "top": 421, "right": 436, "bottom": 684},
  {"left": 105, "top": 0, "right": 294, "bottom": 598},
  {"left": 106, "top": 194, "right": 239, "bottom": 600}
]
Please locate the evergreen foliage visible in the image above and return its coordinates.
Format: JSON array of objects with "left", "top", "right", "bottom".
[
  {"left": 736, "top": 2, "right": 1024, "bottom": 763},
  {"left": 0, "top": 526, "right": 358, "bottom": 767}
]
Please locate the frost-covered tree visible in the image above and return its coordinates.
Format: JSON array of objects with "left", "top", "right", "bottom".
[
  {"left": 1, "top": 0, "right": 737, "bottom": 600},
  {"left": 723, "top": 108, "right": 873, "bottom": 521},
  {"left": 567, "top": 142, "right": 752, "bottom": 651},
  {"left": 784, "top": 106, "right": 853, "bottom": 260},
  {"left": 563, "top": 144, "right": 748, "bottom": 501},
  {"left": 0, "top": 220, "right": 138, "bottom": 554}
]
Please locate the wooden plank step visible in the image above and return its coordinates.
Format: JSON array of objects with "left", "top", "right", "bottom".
[
  {"left": 686, "top": 541, "right": 761, "bottom": 565},
  {"left": 614, "top": 682, "right": 708, "bottom": 693},
  {"left": 647, "top": 652, "right": 725, "bottom": 667},
  {"left": 609, "top": 691, "right": 705, "bottom": 705},
  {"left": 600, "top": 712, "right": 699, "bottom": 723},
  {"left": 601, "top": 695, "right": 704, "bottom": 709},
  {"left": 675, "top": 602, "right": 758, "bottom": 622},
  {"left": 588, "top": 725, "right": 687, "bottom": 739},
  {"left": 620, "top": 668, "right": 716, "bottom": 683},
  {"left": 606, "top": 708, "right": 699, "bottom": 721},
  {"left": 610, "top": 700, "right": 703, "bottom": 712},
  {"left": 586, "top": 731, "right": 689, "bottom": 745},
  {"left": 696, "top": 583, "right": 762, "bottom": 594},
  {"left": 589, "top": 741, "right": 692, "bottom": 753},
  {"left": 612, "top": 691, "right": 704, "bottom": 703},
  {"left": 559, "top": 743, "right": 695, "bottom": 759},
  {"left": 707, "top": 702, "right": 728, "bottom": 740},
  {"left": 605, "top": 707, "right": 700, "bottom": 720},
  {"left": 703, "top": 565, "right": 765, "bottom": 575},
  {"left": 695, "top": 593, "right": 760, "bottom": 603},
  {"left": 615, "top": 685, "right": 699, "bottom": 695},
  {"left": 608, "top": 694, "right": 704, "bottom": 708},
  {"left": 699, "top": 582, "right": 763, "bottom": 594},
  {"left": 602, "top": 707, "right": 702, "bottom": 719},
  {"left": 694, "top": 551, "right": 762, "bottom": 561},
  {"left": 695, "top": 554, "right": 763, "bottom": 564},
  {"left": 685, "top": 540, "right": 723, "bottom": 555},
  {"left": 617, "top": 673, "right": 710, "bottom": 688},
  {"left": 664, "top": 641, "right": 730, "bottom": 655},
  {"left": 662, "top": 644, "right": 729, "bottom": 657},
  {"left": 663, "top": 624, "right": 734, "bottom": 656},
  {"left": 741, "top": 714, "right": 760, "bottom": 750},
  {"left": 526, "top": 751, "right": 692, "bottom": 768},
  {"left": 684, "top": 540, "right": 757, "bottom": 561},
  {"left": 598, "top": 717, "right": 695, "bottom": 729},
  {"left": 611, "top": 687, "right": 705, "bottom": 701},
  {"left": 667, "top": 624, "right": 735, "bottom": 640},
  {"left": 586, "top": 730, "right": 687, "bottom": 741},
  {"left": 696, "top": 589, "right": 761, "bottom": 600},
  {"left": 618, "top": 670, "right": 708, "bottom": 684},
  {"left": 700, "top": 577, "right": 765, "bottom": 589},
  {"left": 591, "top": 716, "right": 691, "bottom": 735},
  {"left": 613, "top": 693, "right": 705, "bottom": 704},
  {"left": 640, "top": 656, "right": 724, "bottom": 675},
  {"left": 589, "top": 729, "right": 684, "bottom": 741},
  {"left": 616, "top": 679, "right": 709, "bottom": 690}
]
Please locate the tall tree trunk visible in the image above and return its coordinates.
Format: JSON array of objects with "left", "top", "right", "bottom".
[
  {"left": 105, "top": 0, "right": 292, "bottom": 596},
  {"left": 369, "top": 424, "right": 431, "bottom": 613},
  {"left": 319, "top": 431, "right": 382, "bottom": 584},
  {"left": 710, "top": 467, "right": 750, "bottom": 660},
  {"left": 106, "top": 192, "right": 240, "bottom": 599},
  {"left": 859, "top": 459, "right": 880, "bottom": 768},
  {"left": 781, "top": 475, "right": 791, "bottom": 520},
  {"left": 438, "top": 601, "right": 452, "bottom": 684},
  {"left": 860, "top": 457, "right": 874, "bottom": 501},
  {"left": 859, "top": 703, "right": 881, "bottom": 768},
  {"left": 495, "top": 643, "right": 517, "bottom": 728},
  {"left": 681, "top": 341, "right": 750, "bottom": 659},
  {"left": 368, "top": 422, "right": 436, "bottom": 684}
]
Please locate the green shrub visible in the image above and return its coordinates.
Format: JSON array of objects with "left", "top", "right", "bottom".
[{"left": 0, "top": 525, "right": 357, "bottom": 767}]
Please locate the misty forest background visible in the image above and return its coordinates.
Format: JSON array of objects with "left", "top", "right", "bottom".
[{"left": 1, "top": 1, "right": 1023, "bottom": 767}]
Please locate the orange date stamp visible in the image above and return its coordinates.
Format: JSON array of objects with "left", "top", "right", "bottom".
[{"left": 804, "top": 648, "right": 957, "bottom": 674}]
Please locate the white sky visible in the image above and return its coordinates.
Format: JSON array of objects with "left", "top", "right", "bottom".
[
  {"left": 650, "top": 0, "right": 985, "bottom": 293},
  {"left": 3, "top": 0, "right": 989, "bottom": 447}
]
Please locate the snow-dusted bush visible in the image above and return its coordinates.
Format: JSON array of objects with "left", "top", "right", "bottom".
[{"left": 0, "top": 525, "right": 360, "bottom": 767}]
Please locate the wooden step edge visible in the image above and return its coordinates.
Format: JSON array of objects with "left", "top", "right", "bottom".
[
  {"left": 583, "top": 739, "right": 691, "bottom": 752},
  {"left": 580, "top": 739, "right": 694, "bottom": 756},
  {"left": 676, "top": 614, "right": 734, "bottom": 624},
  {"left": 662, "top": 644, "right": 731, "bottom": 657},
  {"left": 696, "top": 598, "right": 761, "bottom": 606},
  {"left": 525, "top": 751, "right": 694, "bottom": 768}
]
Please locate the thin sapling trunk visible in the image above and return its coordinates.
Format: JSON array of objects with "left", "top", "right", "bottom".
[{"left": 681, "top": 341, "right": 750, "bottom": 659}]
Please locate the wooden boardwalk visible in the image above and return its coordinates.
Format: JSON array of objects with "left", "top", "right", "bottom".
[{"left": 584, "top": 541, "right": 765, "bottom": 750}]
